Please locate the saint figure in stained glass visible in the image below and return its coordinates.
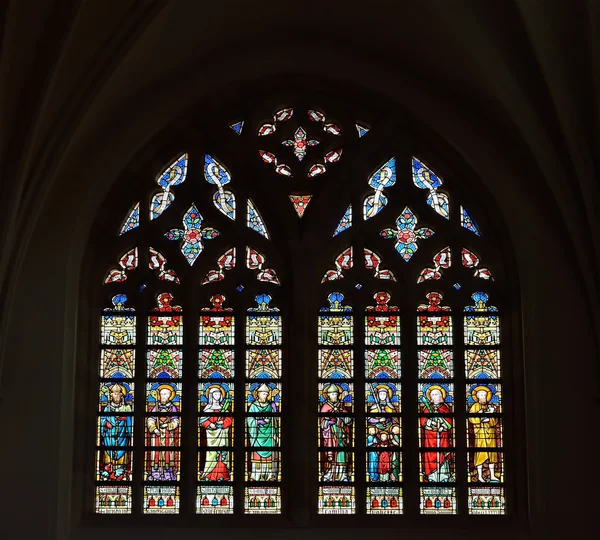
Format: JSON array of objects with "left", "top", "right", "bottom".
[
  {"left": 366, "top": 384, "right": 401, "bottom": 482},
  {"left": 367, "top": 428, "right": 400, "bottom": 482},
  {"left": 320, "top": 383, "right": 353, "bottom": 482},
  {"left": 367, "top": 383, "right": 399, "bottom": 414},
  {"left": 419, "top": 385, "right": 453, "bottom": 483},
  {"left": 146, "top": 384, "right": 180, "bottom": 481},
  {"left": 247, "top": 383, "right": 279, "bottom": 481},
  {"left": 199, "top": 384, "right": 233, "bottom": 481},
  {"left": 99, "top": 383, "right": 133, "bottom": 480},
  {"left": 468, "top": 386, "right": 500, "bottom": 483}
]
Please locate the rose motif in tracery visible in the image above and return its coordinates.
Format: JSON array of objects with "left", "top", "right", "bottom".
[
  {"left": 380, "top": 206, "right": 435, "bottom": 262},
  {"left": 282, "top": 127, "right": 319, "bottom": 161},
  {"left": 397, "top": 229, "right": 416, "bottom": 244},
  {"left": 165, "top": 204, "right": 219, "bottom": 265},
  {"left": 257, "top": 108, "right": 343, "bottom": 179}
]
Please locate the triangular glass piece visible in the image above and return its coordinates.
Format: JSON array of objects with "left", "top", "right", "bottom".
[
  {"left": 247, "top": 199, "right": 269, "bottom": 238},
  {"left": 119, "top": 202, "right": 140, "bottom": 235},
  {"left": 230, "top": 121, "right": 244, "bottom": 134},
  {"left": 356, "top": 123, "right": 369, "bottom": 137},
  {"left": 289, "top": 194, "right": 312, "bottom": 217},
  {"left": 333, "top": 205, "right": 352, "bottom": 236},
  {"left": 460, "top": 205, "right": 481, "bottom": 236}
]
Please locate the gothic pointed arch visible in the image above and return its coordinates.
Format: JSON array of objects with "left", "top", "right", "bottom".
[
  {"left": 93, "top": 139, "right": 289, "bottom": 515},
  {"left": 314, "top": 147, "right": 511, "bottom": 515},
  {"left": 86, "top": 89, "right": 524, "bottom": 525}
]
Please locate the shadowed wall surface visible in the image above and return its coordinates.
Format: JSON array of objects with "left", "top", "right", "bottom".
[{"left": 0, "top": 1, "right": 596, "bottom": 538}]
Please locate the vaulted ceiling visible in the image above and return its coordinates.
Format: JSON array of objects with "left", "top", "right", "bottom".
[{"left": 0, "top": 0, "right": 598, "bottom": 344}]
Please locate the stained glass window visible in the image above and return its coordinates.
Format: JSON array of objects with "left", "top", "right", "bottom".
[
  {"left": 97, "top": 147, "right": 284, "bottom": 517},
  {"left": 95, "top": 104, "right": 515, "bottom": 523},
  {"left": 317, "top": 290, "right": 404, "bottom": 515}
]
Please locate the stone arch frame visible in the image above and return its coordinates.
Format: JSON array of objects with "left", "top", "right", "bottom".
[
  {"left": 2, "top": 36, "right": 591, "bottom": 536},
  {"left": 72, "top": 80, "right": 528, "bottom": 530}
]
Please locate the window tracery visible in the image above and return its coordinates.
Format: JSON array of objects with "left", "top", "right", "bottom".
[{"left": 92, "top": 101, "right": 511, "bottom": 520}]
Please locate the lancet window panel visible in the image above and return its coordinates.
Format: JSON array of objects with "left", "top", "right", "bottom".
[
  {"left": 317, "top": 149, "right": 509, "bottom": 518},
  {"left": 198, "top": 294, "right": 235, "bottom": 514},
  {"left": 96, "top": 293, "right": 136, "bottom": 514},
  {"left": 244, "top": 293, "right": 283, "bottom": 513},
  {"left": 364, "top": 292, "right": 403, "bottom": 515},
  {"left": 417, "top": 292, "right": 456, "bottom": 515},
  {"left": 317, "top": 292, "right": 357, "bottom": 513},
  {"left": 94, "top": 143, "right": 285, "bottom": 517}
]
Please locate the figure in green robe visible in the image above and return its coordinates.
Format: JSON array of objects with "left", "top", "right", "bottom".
[{"left": 247, "top": 383, "right": 279, "bottom": 481}]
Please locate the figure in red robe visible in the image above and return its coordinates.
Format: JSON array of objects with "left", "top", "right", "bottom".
[
  {"left": 420, "top": 385, "right": 453, "bottom": 482},
  {"left": 375, "top": 431, "right": 398, "bottom": 481}
]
